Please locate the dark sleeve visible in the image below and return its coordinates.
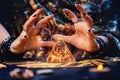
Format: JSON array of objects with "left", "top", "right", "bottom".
[
  {"left": 99, "top": 32, "right": 120, "bottom": 57},
  {"left": 0, "top": 36, "right": 25, "bottom": 62}
]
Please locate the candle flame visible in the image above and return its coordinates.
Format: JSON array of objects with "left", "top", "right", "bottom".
[{"left": 97, "top": 64, "right": 103, "bottom": 71}]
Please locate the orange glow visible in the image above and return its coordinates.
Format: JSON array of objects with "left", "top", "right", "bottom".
[
  {"left": 97, "top": 64, "right": 103, "bottom": 71},
  {"left": 46, "top": 39, "right": 76, "bottom": 63},
  {"left": 36, "top": 35, "right": 42, "bottom": 40}
]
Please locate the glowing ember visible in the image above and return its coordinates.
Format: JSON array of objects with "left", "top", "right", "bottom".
[
  {"left": 97, "top": 64, "right": 103, "bottom": 71},
  {"left": 46, "top": 38, "right": 76, "bottom": 63}
]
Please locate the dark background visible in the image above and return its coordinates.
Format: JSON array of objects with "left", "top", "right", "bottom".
[{"left": 0, "top": 0, "right": 120, "bottom": 35}]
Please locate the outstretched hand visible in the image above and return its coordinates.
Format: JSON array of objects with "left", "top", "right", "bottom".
[
  {"left": 10, "top": 8, "right": 55, "bottom": 54},
  {"left": 53, "top": 4, "right": 100, "bottom": 52}
]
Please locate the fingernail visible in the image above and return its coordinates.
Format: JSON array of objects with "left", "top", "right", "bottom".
[
  {"left": 24, "top": 34, "right": 28, "bottom": 38},
  {"left": 88, "top": 29, "right": 91, "bottom": 32},
  {"left": 82, "top": 13, "right": 86, "bottom": 16},
  {"left": 33, "top": 14, "right": 37, "bottom": 17}
]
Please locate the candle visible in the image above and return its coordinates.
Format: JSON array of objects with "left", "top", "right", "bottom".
[
  {"left": 89, "top": 64, "right": 111, "bottom": 79},
  {"left": 107, "top": 57, "right": 120, "bottom": 66}
]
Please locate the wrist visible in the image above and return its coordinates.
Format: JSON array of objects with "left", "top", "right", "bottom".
[
  {"left": 10, "top": 35, "right": 28, "bottom": 54},
  {"left": 10, "top": 39, "right": 23, "bottom": 54}
]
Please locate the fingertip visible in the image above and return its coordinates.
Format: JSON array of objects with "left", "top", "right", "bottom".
[
  {"left": 75, "top": 3, "right": 79, "bottom": 6},
  {"left": 63, "top": 8, "right": 69, "bottom": 12},
  {"left": 62, "top": 9, "right": 65, "bottom": 12},
  {"left": 50, "top": 14, "right": 55, "bottom": 19},
  {"left": 63, "top": 9, "right": 66, "bottom": 14},
  {"left": 75, "top": 3, "right": 81, "bottom": 8},
  {"left": 40, "top": 7, "right": 44, "bottom": 10},
  {"left": 75, "top": 4, "right": 85, "bottom": 12},
  {"left": 51, "top": 14, "right": 55, "bottom": 17},
  {"left": 62, "top": 9, "right": 72, "bottom": 15},
  {"left": 38, "top": 8, "right": 44, "bottom": 11},
  {"left": 36, "top": 8, "right": 44, "bottom": 13},
  {"left": 49, "top": 14, "right": 55, "bottom": 19}
]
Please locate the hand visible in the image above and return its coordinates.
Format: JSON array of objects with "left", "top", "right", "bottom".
[
  {"left": 10, "top": 8, "right": 55, "bottom": 54},
  {"left": 53, "top": 4, "right": 100, "bottom": 52}
]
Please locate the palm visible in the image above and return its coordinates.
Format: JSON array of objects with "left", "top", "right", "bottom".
[
  {"left": 67, "top": 22, "right": 97, "bottom": 51},
  {"left": 54, "top": 4, "right": 98, "bottom": 52},
  {"left": 10, "top": 9, "right": 54, "bottom": 53}
]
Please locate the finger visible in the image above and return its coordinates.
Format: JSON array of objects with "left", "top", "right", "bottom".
[
  {"left": 75, "top": 4, "right": 87, "bottom": 16},
  {"left": 23, "top": 8, "right": 44, "bottom": 31},
  {"left": 30, "top": 8, "right": 43, "bottom": 19},
  {"left": 75, "top": 4, "right": 93, "bottom": 28},
  {"left": 63, "top": 9, "right": 78, "bottom": 23},
  {"left": 36, "top": 14, "right": 54, "bottom": 29},
  {"left": 23, "top": 15, "right": 37, "bottom": 31},
  {"left": 36, "top": 41, "right": 55, "bottom": 47},
  {"left": 53, "top": 34, "right": 71, "bottom": 44},
  {"left": 82, "top": 15, "right": 94, "bottom": 28}
]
